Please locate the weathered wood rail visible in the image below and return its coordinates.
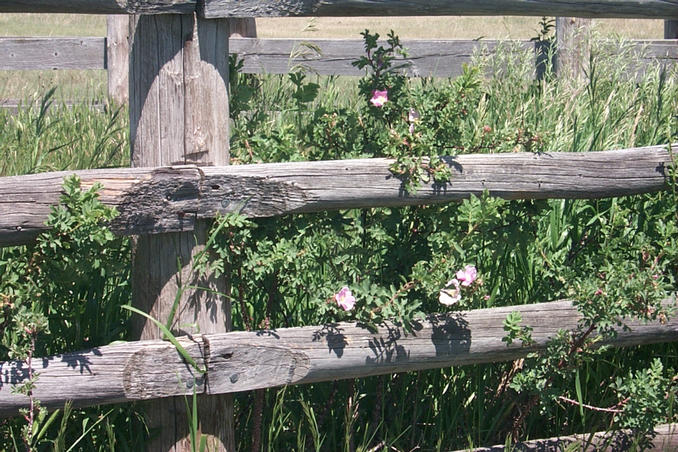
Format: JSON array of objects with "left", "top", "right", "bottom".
[
  {"left": 1, "top": 297, "right": 676, "bottom": 417},
  {"left": 457, "top": 424, "right": 678, "bottom": 452},
  {"left": 0, "top": 37, "right": 106, "bottom": 71},
  {"left": 1, "top": 37, "right": 676, "bottom": 78},
  {"left": 0, "top": 0, "right": 196, "bottom": 15},
  {"left": 0, "top": 144, "right": 672, "bottom": 246},
  {"left": 2, "top": 0, "right": 678, "bottom": 17}
]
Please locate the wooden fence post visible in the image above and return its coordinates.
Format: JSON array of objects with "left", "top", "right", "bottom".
[
  {"left": 229, "top": 17, "right": 256, "bottom": 37},
  {"left": 107, "top": 16, "right": 252, "bottom": 105},
  {"left": 555, "top": 17, "right": 591, "bottom": 79},
  {"left": 129, "top": 13, "right": 232, "bottom": 452},
  {"left": 106, "top": 15, "right": 129, "bottom": 104},
  {"left": 666, "top": 20, "right": 678, "bottom": 39}
]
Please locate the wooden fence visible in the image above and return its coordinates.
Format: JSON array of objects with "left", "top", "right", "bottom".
[
  {"left": 2, "top": 298, "right": 678, "bottom": 416},
  {"left": 1, "top": 2, "right": 678, "bottom": 451},
  {"left": 1, "top": 34, "right": 677, "bottom": 105}
]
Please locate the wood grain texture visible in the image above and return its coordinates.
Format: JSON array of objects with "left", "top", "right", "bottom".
[
  {"left": 202, "top": 0, "right": 678, "bottom": 19},
  {"left": 0, "top": 145, "right": 673, "bottom": 247},
  {"left": 459, "top": 424, "right": 678, "bottom": 451},
  {"left": 0, "top": 37, "right": 105, "bottom": 70},
  {"left": 1, "top": 298, "right": 676, "bottom": 417},
  {"left": 106, "top": 16, "right": 130, "bottom": 104},
  {"left": 0, "top": 0, "right": 196, "bottom": 14},
  {"left": 1, "top": 38, "right": 673, "bottom": 79},
  {"left": 3, "top": 0, "right": 678, "bottom": 17},
  {"left": 555, "top": 17, "right": 591, "bottom": 79},
  {"left": 230, "top": 38, "right": 533, "bottom": 77},
  {"left": 128, "top": 13, "right": 232, "bottom": 452}
]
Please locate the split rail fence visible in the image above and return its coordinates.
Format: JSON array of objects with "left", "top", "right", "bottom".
[
  {"left": 1, "top": 1, "right": 678, "bottom": 451},
  {"left": 0, "top": 13, "right": 677, "bottom": 106}
]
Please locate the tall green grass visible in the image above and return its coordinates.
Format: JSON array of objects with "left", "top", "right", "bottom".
[{"left": 0, "top": 89, "right": 128, "bottom": 176}]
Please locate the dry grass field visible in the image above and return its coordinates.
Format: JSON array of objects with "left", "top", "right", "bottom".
[
  {"left": 0, "top": 14, "right": 665, "bottom": 39},
  {"left": 0, "top": 13, "right": 668, "bottom": 101}
]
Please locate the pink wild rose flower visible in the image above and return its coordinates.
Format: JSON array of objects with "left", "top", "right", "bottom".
[
  {"left": 456, "top": 265, "right": 477, "bottom": 287},
  {"left": 335, "top": 287, "right": 356, "bottom": 311},
  {"left": 370, "top": 90, "right": 388, "bottom": 107},
  {"left": 439, "top": 279, "right": 461, "bottom": 306}
]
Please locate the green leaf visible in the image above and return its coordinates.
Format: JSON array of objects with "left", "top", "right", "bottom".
[{"left": 122, "top": 305, "right": 206, "bottom": 374}]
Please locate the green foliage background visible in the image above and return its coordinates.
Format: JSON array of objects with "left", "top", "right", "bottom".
[{"left": 1, "top": 30, "right": 678, "bottom": 450}]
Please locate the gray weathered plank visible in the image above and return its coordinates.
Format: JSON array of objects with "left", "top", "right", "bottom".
[
  {"left": 0, "top": 145, "right": 673, "bottom": 247},
  {"left": 229, "top": 37, "right": 675, "bottom": 78},
  {"left": 666, "top": 21, "right": 678, "bottom": 39},
  {"left": 458, "top": 423, "right": 678, "bottom": 451},
  {"left": 0, "top": 100, "right": 106, "bottom": 113},
  {"left": 554, "top": 17, "right": 591, "bottom": 79},
  {"left": 2, "top": 0, "right": 677, "bottom": 17},
  {"left": 230, "top": 38, "right": 534, "bottom": 77},
  {"left": 0, "top": 37, "right": 105, "bottom": 70},
  {"left": 1, "top": 298, "right": 676, "bottom": 416},
  {"left": 202, "top": 0, "right": 678, "bottom": 19},
  {"left": 0, "top": 0, "right": 196, "bottom": 14},
  {"left": 0, "top": 38, "right": 674, "bottom": 77},
  {"left": 106, "top": 16, "right": 130, "bottom": 104}
]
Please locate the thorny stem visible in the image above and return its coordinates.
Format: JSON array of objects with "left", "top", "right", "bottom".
[
  {"left": 315, "top": 380, "right": 339, "bottom": 431},
  {"left": 237, "top": 266, "right": 253, "bottom": 332},
  {"left": 557, "top": 324, "right": 597, "bottom": 370},
  {"left": 370, "top": 376, "right": 384, "bottom": 441},
  {"left": 558, "top": 395, "right": 629, "bottom": 414},
  {"left": 250, "top": 389, "right": 265, "bottom": 452},
  {"left": 511, "top": 322, "right": 598, "bottom": 439},
  {"left": 346, "top": 379, "right": 357, "bottom": 452},
  {"left": 370, "top": 280, "right": 417, "bottom": 315},
  {"left": 23, "top": 331, "right": 36, "bottom": 452},
  {"left": 251, "top": 272, "right": 277, "bottom": 451}
]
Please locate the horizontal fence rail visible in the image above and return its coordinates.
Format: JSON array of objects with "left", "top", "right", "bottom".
[
  {"left": 0, "top": 0, "right": 196, "bottom": 15},
  {"left": 230, "top": 38, "right": 533, "bottom": 77},
  {"left": 1, "top": 297, "right": 676, "bottom": 417},
  {"left": 456, "top": 424, "right": 678, "bottom": 452},
  {"left": 0, "top": 145, "right": 672, "bottom": 246},
  {"left": 0, "top": 37, "right": 105, "bottom": 70},
  {"left": 202, "top": 0, "right": 678, "bottom": 19},
  {"left": 0, "top": 37, "right": 676, "bottom": 77},
  {"left": 3, "top": 0, "right": 678, "bottom": 17},
  {"left": 232, "top": 38, "right": 678, "bottom": 77}
]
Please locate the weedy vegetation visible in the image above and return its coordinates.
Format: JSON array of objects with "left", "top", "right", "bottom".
[{"left": 1, "top": 23, "right": 677, "bottom": 450}]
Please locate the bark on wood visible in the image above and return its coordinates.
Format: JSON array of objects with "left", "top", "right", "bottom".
[
  {"left": 0, "top": 37, "right": 105, "bottom": 70},
  {"left": 1, "top": 298, "right": 676, "bottom": 417},
  {"left": 0, "top": 0, "right": 196, "bottom": 14},
  {"left": 129, "top": 13, "right": 232, "bottom": 452},
  {"left": 0, "top": 144, "right": 673, "bottom": 247},
  {"left": 201, "top": 0, "right": 678, "bottom": 19},
  {"left": 106, "top": 15, "right": 130, "bottom": 105},
  {"left": 555, "top": 17, "right": 591, "bottom": 79},
  {"left": 457, "top": 423, "right": 678, "bottom": 451}
]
